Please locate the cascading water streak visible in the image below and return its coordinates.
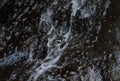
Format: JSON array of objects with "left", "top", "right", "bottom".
[
  {"left": 1, "top": 0, "right": 120, "bottom": 81},
  {"left": 26, "top": 0, "right": 111, "bottom": 81}
]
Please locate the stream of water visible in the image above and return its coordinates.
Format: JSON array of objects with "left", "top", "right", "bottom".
[{"left": 0, "top": 0, "right": 120, "bottom": 81}]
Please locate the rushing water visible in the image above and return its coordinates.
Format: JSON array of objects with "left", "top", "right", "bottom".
[{"left": 0, "top": 0, "right": 120, "bottom": 81}]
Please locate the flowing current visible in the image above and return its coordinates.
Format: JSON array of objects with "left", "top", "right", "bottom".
[{"left": 0, "top": 0, "right": 120, "bottom": 81}]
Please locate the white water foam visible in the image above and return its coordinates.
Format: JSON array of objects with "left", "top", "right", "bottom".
[
  {"left": 27, "top": 0, "right": 111, "bottom": 80},
  {"left": 28, "top": 3, "right": 71, "bottom": 80},
  {"left": 71, "top": 0, "right": 86, "bottom": 16}
]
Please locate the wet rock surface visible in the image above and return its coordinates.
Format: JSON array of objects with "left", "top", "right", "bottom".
[{"left": 0, "top": 0, "right": 120, "bottom": 81}]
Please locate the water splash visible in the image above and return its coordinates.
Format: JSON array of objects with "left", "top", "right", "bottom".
[
  {"left": 0, "top": 0, "right": 112, "bottom": 81},
  {"left": 26, "top": 0, "right": 111, "bottom": 81}
]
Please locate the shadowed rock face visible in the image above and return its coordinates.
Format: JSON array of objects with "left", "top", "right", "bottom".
[{"left": 0, "top": 0, "right": 120, "bottom": 81}]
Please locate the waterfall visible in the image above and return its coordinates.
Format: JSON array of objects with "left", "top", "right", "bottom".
[
  {"left": 25, "top": 0, "right": 111, "bottom": 81},
  {"left": 1, "top": 0, "right": 119, "bottom": 81}
]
